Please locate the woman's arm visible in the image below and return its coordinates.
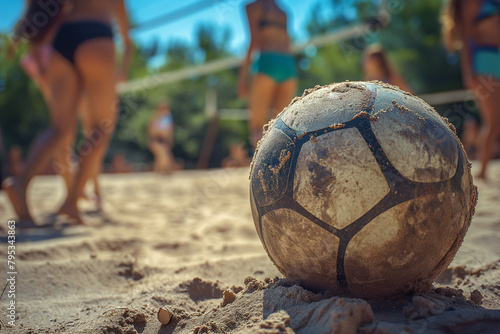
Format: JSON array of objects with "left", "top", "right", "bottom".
[
  {"left": 459, "top": 41, "right": 474, "bottom": 90},
  {"left": 238, "top": 3, "right": 260, "bottom": 99},
  {"left": 114, "top": 0, "right": 132, "bottom": 82},
  {"left": 455, "top": 0, "right": 475, "bottom": 90}
]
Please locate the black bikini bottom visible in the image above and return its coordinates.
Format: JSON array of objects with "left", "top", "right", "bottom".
[{"left": 52, "top": 21, "right": 113, "bottom": 64}]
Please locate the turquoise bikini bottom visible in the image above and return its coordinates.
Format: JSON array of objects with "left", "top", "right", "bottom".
[
  {"left": 472, "top": 44, "right": 500, "bottom": 79},
  {"left": 253, "top": 52, "right": 298, "bottom": 83}
]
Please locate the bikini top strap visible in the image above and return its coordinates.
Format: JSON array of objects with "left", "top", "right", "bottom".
[
  {"left": 259, "top": 1, "right": 286, "bottom": 29},
  {"left": 475, "top": 0, "right": 500, "bottom": 23}
]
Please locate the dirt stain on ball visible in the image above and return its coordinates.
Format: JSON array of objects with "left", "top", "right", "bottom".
[{"left": 307, "top": 161, "right": 336, "bottom": 196}]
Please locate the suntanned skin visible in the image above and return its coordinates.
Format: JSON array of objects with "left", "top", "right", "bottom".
[
  {"left": 363, "top": 53, "right": 412, "bottom": 93},
  {"left": 238, "top": 0, "right": 297, "bottom": 148},
  {"left": 456, "top": 0, "right": 500, "bottom": 180},
  {"left": 148, "top": 103, "right": 176, "bottom": 173},
  {"left": 19, "top": 33, "right": 100, "bottom": 208},
  {"left": 3, "top": 0, "right": 131, "bottom": 225}
]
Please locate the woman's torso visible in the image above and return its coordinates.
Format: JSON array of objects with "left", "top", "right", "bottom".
[
  {"left": 250, "top": 0, "right": 290, "bottom": 53},
  {"left": 459, "top": 0, "right": 500, "bottom": 46}
]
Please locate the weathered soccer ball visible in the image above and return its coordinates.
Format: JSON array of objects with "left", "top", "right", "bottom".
[{"left": 249, "top": 81, "right": 477, "bottom": 298}]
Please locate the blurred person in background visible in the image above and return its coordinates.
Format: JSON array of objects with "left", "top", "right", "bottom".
[
  {"left": 148, "top": 101, "right": 180, "bottom": 173},
  {"left": 441, "top": 0, "right": 500, "bottom": 180},
  {"left": 3, "top": 0, "right": 131, "bottom": 225},
  {"left": 109, "top": 153, "right": 134, "bottom": 173},
  {"left": 238, "top": 0, "right": 298, "bottom": 148},
  {"left": 17, "top": 22, "right": 103, "bottom": 210},
  {"left": 221, "top": 142, "right": 251, "bottom": 168},
  {"left": 363, "top": 44, "right": 412, "bottom": 93},
  {"left": 462, "top": 117, "right": 481, "bottom": 159},
  {"left": 462, "top": 117, "right": 500, "bottom": 160}
]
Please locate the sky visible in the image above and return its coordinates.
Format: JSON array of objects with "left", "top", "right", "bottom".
[{"left": 0, "top": 0, "right": 331, "bottom": 64}]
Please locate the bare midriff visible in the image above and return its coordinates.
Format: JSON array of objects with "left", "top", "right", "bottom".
[{"left": 259, "top": 28, "right": 291, "bottom": 53}]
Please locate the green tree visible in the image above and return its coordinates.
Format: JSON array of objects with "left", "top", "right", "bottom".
[
  {"left": 0, "top": 35, "right": 49, "bottom": 156},
  {"left": 114, "top": 22, "right": 246, "bottom": 168},
  {"left": 379, "top": 0, "right": 463, "bottom": 93}
]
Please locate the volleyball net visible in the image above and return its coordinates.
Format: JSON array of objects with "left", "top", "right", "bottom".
[
  {"left": 117, "top": 0, "right": 476, "bottom": 117},
  {"left": 115, "top": 1, "right": 478, "bottom": 168},
  {"left": 117, "top": 23, "right": 368, "bottom": 94}
]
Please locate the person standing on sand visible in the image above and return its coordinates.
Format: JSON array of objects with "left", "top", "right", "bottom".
[
  {"left": 16, "top": 19, "right": 103, "bottom": 210},
  {"left": 221, "top": 142, "right": 251, "bottom": 168},
  {"left": 238, "top": 0, "right": 298, "bottom": 149},
  {"left": 3, "top": 0, "right": 131, "bottom": 225},
  {"left": 148, "top": 101, "right": 179, "bottom": 173},
  {"left": 362, "top": 44, "right": 412, "bottom": 93},
  {"left": 441, "top": 0, "right": 500, "bottom": 180}
]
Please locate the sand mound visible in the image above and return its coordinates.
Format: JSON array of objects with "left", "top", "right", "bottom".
[{"left": 180, "top": 278, "right": 374, "bottom": 334}]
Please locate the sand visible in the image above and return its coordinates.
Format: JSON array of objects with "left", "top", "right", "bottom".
[{"left": 0, "top": 161, "right": 499, "bottom": 333}]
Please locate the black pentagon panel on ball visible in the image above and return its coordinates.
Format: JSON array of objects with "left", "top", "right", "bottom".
[{"left": 250, "top": 126, "right": 296, "bottom": 208}]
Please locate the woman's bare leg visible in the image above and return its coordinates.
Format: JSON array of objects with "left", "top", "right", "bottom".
[
  {"left": 51, "top": 135, "right": 76, "bottom": 192},
  {"left": 59, "top": 39, "right": 117, "bottom": 223},
  {"left": 2, "top": 53, "right": 80, "bottom": 221},
  {"left": 272, "top": 79, "right": 298, "bottom": 118},
  {"left": 249, "top": 74, "right": 277, "bottom": 148},
  {"left": 21, "top": 55, "right": 77, "bottom": 197},
  {"left": 92, "top": 175, "right": 102, "bottom": 209},
  {"left": 150, "top": 142, "right": 167, "bottom": 172},
  {"left": 79, "top": 94, "right": 102, "bottom": 205},
  {"left": 37, "top": 78, "right": 100, "bottom": 203},
  {"left": 20, "top": 57, "right": 77, "bottom": 197},
  {"left": 476, "top": 80, "right": 500, "bottom": 179}
]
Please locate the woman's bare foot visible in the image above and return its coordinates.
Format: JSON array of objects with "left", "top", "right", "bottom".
[
  {"left": 2, "top": 177, "right": 34, "bottom": 221},
  {"left": 58, "top": 200, "right": 84, "bottom": 225}
]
